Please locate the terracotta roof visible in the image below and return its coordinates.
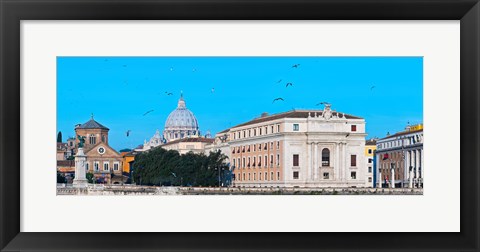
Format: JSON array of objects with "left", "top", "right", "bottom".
[
  {"left": 217, "top": 128, "right": 230, "bottom": 134},
  {"left": 57, "top": 160, "right": 75, "bottom": 167},
  {"left": 380, "top": 128, "right": 423, "bottom": 140},
  {"left": 162, "top": 137, "right": 215, "bottom": 146},
  {"left": 77, "top": 119, "right": 109, "bottom": 130},
  {"left": 230, "top": 110, "right": 362, "bottom": 129}
]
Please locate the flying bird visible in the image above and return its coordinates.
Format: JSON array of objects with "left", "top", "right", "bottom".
[
  {"left": 170, "top": 67, "right": 174, "bottom": 71},
  {"left": 316, "top": 101, "right": 330, "bottom": 106},
  {"left": 211, "top": 88, "right": 215, "bottom": 93},
  {"left": 143, "top": 110, "right": 154, "bottom": 116},
  {"left": 277, "top": 79, "right": 282, "bottom": 83},
  {"left": 165, "top": 92, "right": 173, "bottom": 96},
  {"left": 126, "top": 130, "right": 131, "bottom": 137},
  {"left": 292, "top": 64, "right": 300, "bottom": 68},
  {"left": 272, "top": 98, "right": 284, "bottom": 103},
  {"left": 286, "top": 83, "right": 293, "bottom": 87},
  {"left": 370, "top": 85, "right": 376, "bottom": 90},
  {"left": 171, "top": 172, "right": 177, "bottom": 178}
]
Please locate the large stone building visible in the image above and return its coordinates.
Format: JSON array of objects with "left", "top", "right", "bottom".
[
  {"left": 376, "top": 124, "right": 423, "bottom": 188},
  {"left": 74, "top": 115, "right": 125, "bottom": 184},
  {"left": 227, "top": 104, "right": 368, "bottom": 188}
]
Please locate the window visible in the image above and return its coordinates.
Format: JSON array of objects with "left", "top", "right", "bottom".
[
  {"left": 293, "top": 171, "right": 299, "bottom": 179},
  {"left": 276, "top": 154, "right": 280, "bottom": 166},
  {"left": 293, "top": 154, "right": 299, "bottom": 166},
  {"left": 322, "top": 148, "right": 330, "bottom": 167},
  {"left": 253, "top": 173, "right": 256, "bottom": 180},
  {"left": 253, "top": 157, "right": 256, "bottom": 167},
  {"left": 277, "top": 125, "right": 280, "bottom": 132},
  {"left": 368, "top": 158, "right": 372, "bottom": 163},
  {"left": 323, "top": 172, "right": 329, "bottom": 179},
  {"left": 243, "top": 131, "right": 246, "bottom": 138},
  {"left": 247, "top": 157, "right": 251, "bottom": 168},
  {"left": 351, "top": 155, "right": 357, "bottom": 167},
  {"left": 276, "top": 141, "right": 280, "bottom": 149},
  {"left": 368, "top": 177, "right": 372, "bottom": 182},
  {"left": 265, "top": 126, "right": 268, "bottom": 134},
  {"left": 89, "top": 134, "right": 96, "bottom": 145},
  {"left": 113, "top": 162, "right": 119, "bottom": 171},
  {"left": 103, "top": 162, "right": 109, "bottom": 171},
  {"left": 351, "top": 171, "right": 357, "bottom": 179},
  {"left": 368, "top": 167, "right": 372, "bottom": 173},
  {"left": 243, "top": 173, "right": 245, "bottom": 181},
  {"left": 253, "top": 145, "right": 256, "bottom": 151},
  {"left": 351, "top": 125, "right": 357, "bottom": 131},
  {"left": 271, "top": 172, "right": 274, "bottom": 180},
  {"left": 264, "top": 156, "right": 267, "bottom": 167},
  {"left": 243, "top": 158, "right": 246, "bottom": 168},
  {"left": 94, "top": 162, "right": 99, "bottom": 171},
  {"left": 101, "top": 135, "right": 106, "bottom": 142},
  {"left": 85, "top": 163, "right": 89, "bottom": 171},
  {"left": 248, "top": 130, "right": 251, "bottom": 137},
  {"left": 237, "top": 158, "right": 240, "bottom": 169},
  {"left": 238, "top": 132, "right": 240, "bottom": 139},
  {"left": 233, "top": 159, "right": 236, "bottom": 168},
  {"left": 259, "top": 172, "right": 262, "bottom": 180},
  {"left": 265, "top": 172, "right": 268, "bottom": 181},
  {"left": 258, "top": 156, "right": 262, "bottom": 167},
  {"left": 264, "top": 143, "right": 268, "bottom": 150},
  {"left": 254, "top": 129, "right": 256, "bottom": 136},
  {"left": 368, "top": 149, "right": 372, "bottom": 154},
  {"left": 270, "top": 142, "right": 273, "bottom": 149},
  {"left": 259, "top": 128, "right": 262, "bottom": 135},
  {"left": 277, "top": 172, "right": 280, "bottom": 180},
  {"left": 293, "top": 124, "right": 299, "bottom": 131},
  {"left": 271, "top": 126, "right": 274, "bottom": 134},
  {"left": 270, "top": 155, "right": 274, "bottom": 167}
]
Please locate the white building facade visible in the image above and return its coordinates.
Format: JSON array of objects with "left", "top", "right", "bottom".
[
  {"left": 376, "top": 126, "right": 423, "bottom": 188},
  {"left": 229, "top": 105, "right": 368, "bottom": 188}
]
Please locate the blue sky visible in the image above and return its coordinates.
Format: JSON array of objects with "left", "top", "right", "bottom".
[{"left": 57, "top": 57, "right": 423, "bottom": 151}]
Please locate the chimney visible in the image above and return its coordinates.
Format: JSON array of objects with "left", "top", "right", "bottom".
[{"left": 261, "top": 112, "right": 269, "bottom": 117}]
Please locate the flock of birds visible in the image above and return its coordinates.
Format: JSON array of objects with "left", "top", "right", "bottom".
[{"left": 118, "top": 61, "right": 377, "bottom": 138}]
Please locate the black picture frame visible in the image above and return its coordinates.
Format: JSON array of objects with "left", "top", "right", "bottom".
[{"left": 1, "top": 0, "right": 478, "bottom": 251}]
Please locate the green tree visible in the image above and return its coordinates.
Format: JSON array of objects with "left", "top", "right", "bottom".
[
  {"left": 57, "top": 131, "right": 62, "bottom": 143},
  {"left": 57, "top": 172, "right": 66, "bottom": 183},
  {"left": 86, "top": 173, "right": 94, "bottom": 183},
  {"left": 132, "top": 148, "right": 229, "bottom": 187}
]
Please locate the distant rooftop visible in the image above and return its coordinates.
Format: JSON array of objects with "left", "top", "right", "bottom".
[
  {"left": 76, "top": 115, "right": 109, "bottom": 130},
  {"left": 230, "top": 109, "right": 363, "bottom": 129}
]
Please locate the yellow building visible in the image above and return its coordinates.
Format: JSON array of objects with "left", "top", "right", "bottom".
[
  {"left": 122, "top": 151, "right": 137, "bottom": 174},
  {"left": 365, "top": 139, "right": 377, "bottom": 187}
]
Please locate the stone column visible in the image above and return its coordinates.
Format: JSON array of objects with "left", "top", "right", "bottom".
[
  {"left": 342, "top": 142, "right": 347, "bottom": 182},
  {"left": 306, "top": 143, "right": 313, "bottom": 180},
  {"left": 412, "top": 150, "right": 418, "bottom": 188},
  {"left": 408, "top": 165, "right": 413, "bottom": 188},
  {"left": 390, "top": 164, "right": 395, "bottom": 188},
  {"left": 73, "top": 148, "right": 88, "bottom": 187},
  {"left": 335, "top": 143, "right": 340, "bottom": 181},
  {"left": 313, "top": 143, "right": 318, "bottom": 180},
  {"left": 420, "top": 149, "right": 424, "bottom": 187}
]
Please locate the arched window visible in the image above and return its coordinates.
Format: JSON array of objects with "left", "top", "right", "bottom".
[
  {"left": 101, "top": 135, "right": 106, "bottom": 143},
  {"left": 89, "top": 134, "right": 96, "bottom": 145},
  {"left": 322, "top": 148, "right": 330, "bottom": 167}
]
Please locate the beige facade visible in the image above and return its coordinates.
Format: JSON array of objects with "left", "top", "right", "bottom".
[
  {"left": 161, "top": 137, "right": 214, "bottom": 155},
  {"left": 227, "top": 105, "right": 368, "bottom": 188}
]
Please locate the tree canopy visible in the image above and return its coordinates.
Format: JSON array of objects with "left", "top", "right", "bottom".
[{"left": 132, "top": 148, "right": 229, "bottom": 187}]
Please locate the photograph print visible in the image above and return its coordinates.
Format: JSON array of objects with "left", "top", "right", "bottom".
[{"left": 56, "top": 56, "right": 423, "bottom": 195}]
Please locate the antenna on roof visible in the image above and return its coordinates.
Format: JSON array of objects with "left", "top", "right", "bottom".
[{"left": 91, "top": 113, "right": 94, "bottom": 120}]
